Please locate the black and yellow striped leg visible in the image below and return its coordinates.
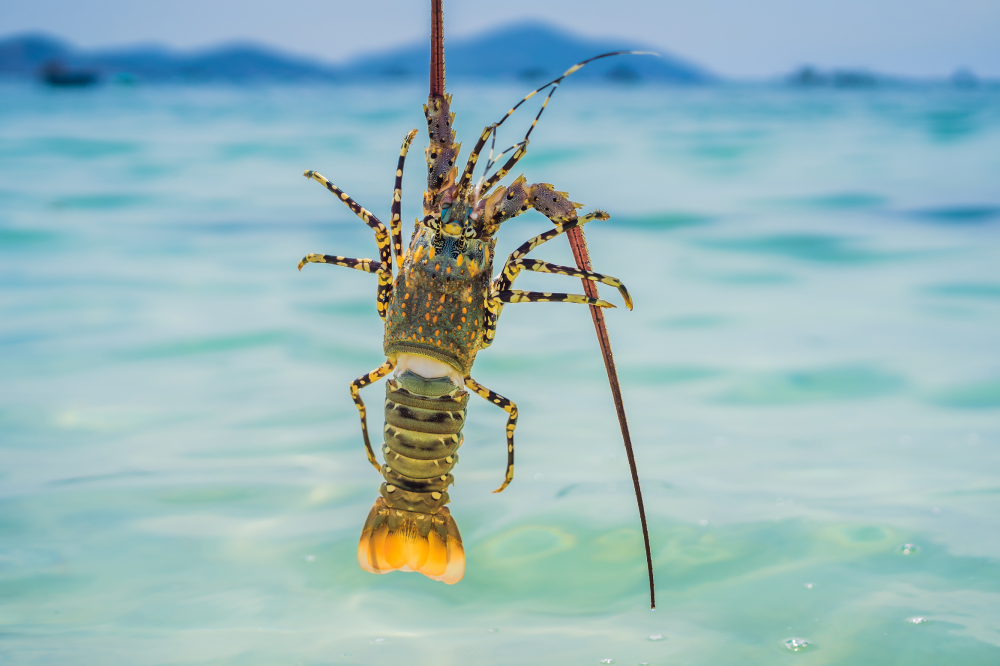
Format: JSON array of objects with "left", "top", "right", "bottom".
[
  {"left": 391, "top": 130, "right": 419, "bottom": 263},
  {"left": 480, "top": 289, "right": 613, "bottom": 348},
  {"left": 482, "top": 302, "right": 501, "bottom": 348},
  {"left": 297, "top": 254, "right": 393, "bottom": 316},
  {"left": 495, "top": 290, "right": 615, "bottom": 308},
  {"left": 304, "top": 170, "right": 394, "bottom": 317},
  {"left": 304, "top": 170, "right": 392, "bottom": 268},
  {"left": 493, "top": 258, "right": 633, "bottom": 309},
  {"left": 350, "top": 359, "right": 396, "bottom": 472},
  {"left": 481, "top": 212, "right": 612, "bottom": 348},
  {"left": 297, "top": 254, "right": 385, "bottom": 273},
  {"left": 464, "top": 376, "right": 518, "bottom": 493},
  {"left": 506, "top": 211, "right": 609, "bottom": 264}
]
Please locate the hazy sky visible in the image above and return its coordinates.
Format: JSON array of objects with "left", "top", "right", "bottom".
[{"left": 3, "top": 0, "right": 999, "bottom": 78}]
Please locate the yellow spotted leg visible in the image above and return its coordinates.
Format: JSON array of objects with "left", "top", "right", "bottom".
[
  {"left": 297, "top": 255, "right": 385, "bottom": 274},
  {"left": 350, "top": 359, "right": 396, "bottom": 472},
  {"left": 391, "top": 130, "right": 419, "bottom": 263},
  {"left": 464, "top": 376, "right": 518, "bottom": 493},
  {"left": 495, "top": 290, "right": 614, "bottom": 308},
  {"left": 304, "top": 170, "right": 394, "bottom": 319},
  {"left": 506, "top": 210, "right": 610, "bottom": 263},
  {"left": 481, "top": 210, "right": 612, "bottom": 347},
  {"left": 297, "top": 254, "right": 393, "bottom": 316},
  {"left": 494, "top": 258, "right": 632, "bottom": 310}
]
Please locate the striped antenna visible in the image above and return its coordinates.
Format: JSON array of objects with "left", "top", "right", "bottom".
[{"left": 458, "top": 50, "right": 658, "bottom": 197}]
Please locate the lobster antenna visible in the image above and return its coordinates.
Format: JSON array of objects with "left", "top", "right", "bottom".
[
  {"left": 460, "top": 50, "right": 657, "bottom": 197},
  {"left": 429, "top": 0, "right": 655, "bottom": 609},
  {"left": 512, "top": 51, "right": 657, "bottom": 138},
  {"left": 568, "top": 232, "right": 657, "bottom": 610},
  {"left": 430, "top": 0, "right": 445, "bottom": 97},
  {"left": 473, "top": 124, "right": 499, "bottom": 201}
]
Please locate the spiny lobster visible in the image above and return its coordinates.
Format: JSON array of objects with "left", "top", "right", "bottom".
[{"left": 298, "top": 0, "right": 655, "bottom": 608}]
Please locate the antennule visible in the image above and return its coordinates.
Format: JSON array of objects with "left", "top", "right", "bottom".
[{"left": 456, "top": 50, "right": 658, "bottom": 198}]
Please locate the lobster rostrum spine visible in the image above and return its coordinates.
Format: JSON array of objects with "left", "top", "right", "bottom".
[{"left": 298, "top": 0, "right": 655, "bottom": 605}]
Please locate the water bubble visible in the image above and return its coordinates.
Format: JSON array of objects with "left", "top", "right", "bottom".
[
  {"left": 599, "top": 659, "right": 615, "bottom": 664},
  {"left": 373, "top": 637, "right": 387, "bottom": 643},
  {"left": 804, "top": 583, "right": 813, "bottom": 589},
  {"left": 488, "top": 628, "right": 499, "bottom": 633},
  {"left": 698, "top": 519, "right": 709, "bottom": 526},
  {"left": 648, "top": 633, "right": 665, "bottom": 641},
  {"left": 783, "top": 638, "right": 812, "bottom": 652},
  {"left": 305, "top": 554, "right": 316, "bottom": 562},
  {"left": 932, "top": 507, "right": 941, "bottom": 515},
  {"left": 899, "top": 543, "right": 919, "bottom": 555},
  {"left": 534, "top": 473, "right": 544, "bottom": 482},
  {"left": 907, "top": 617, "right": 928, "bottom": 624}
]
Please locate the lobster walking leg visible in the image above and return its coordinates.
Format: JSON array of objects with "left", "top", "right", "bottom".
[
  {"left": 495, "top": 290, "right": 614, "bottom": 308},
  {"left": 481, "top": 211, "right": 613, "bottom": 347},
  {"left": 297, "top": 254, "right": 393, "bottom": 316},
  {"left": 494, "top": 258, "right": 632, "bottom": 309},
  {"left": 506, "top": 211, "right": 610, "bottom": 263},
  {"left": 304, "top": 170, "right": 394, "bottom": 318},
  {"left": 297, "top": 254, "right": 386, "bottom": 274},
  {"left": 464, "top": 376, "right": 518, "bottom": 493},
  {"left": 391, "top": 130, "right": 419, "bottom": 262},
  {"left": 350, "top": 359, "right": 396, "bottom": 471}
]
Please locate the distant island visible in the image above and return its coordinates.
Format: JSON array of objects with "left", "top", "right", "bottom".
[
  {"left": 0, "top": 23, "right": 713, "bottom": 86},
  {"left": 785, "top": 65, "right": 985, "bottom": 88}
]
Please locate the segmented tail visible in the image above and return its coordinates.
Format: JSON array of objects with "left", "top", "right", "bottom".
[{"left": 357, "top": 370, "right": 468, "bottom": 584}]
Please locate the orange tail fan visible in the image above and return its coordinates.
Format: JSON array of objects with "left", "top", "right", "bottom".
[{"left": 358, "top": 497, "right": 465, "bottom": 584}]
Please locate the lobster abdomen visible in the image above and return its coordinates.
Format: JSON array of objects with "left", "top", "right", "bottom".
[{"left": 357, "top": 370, "right": 467, "bottom": 583}]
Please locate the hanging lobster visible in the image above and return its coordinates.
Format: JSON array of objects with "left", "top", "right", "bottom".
[{"left": 298, "top": 0, "right": 655, "bottom": 608}]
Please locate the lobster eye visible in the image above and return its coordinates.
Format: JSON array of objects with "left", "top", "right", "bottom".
[{"left": 463, "top": 226, "right": 476, "bottom": 239}]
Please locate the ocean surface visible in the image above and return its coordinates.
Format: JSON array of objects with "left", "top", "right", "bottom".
[{"left": 1, "top": 80, "right": 999, "bottom": 665}]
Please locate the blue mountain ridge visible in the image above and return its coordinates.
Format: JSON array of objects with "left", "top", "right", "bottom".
[
  {"left": 341, "top": 23, "right": 711, "bottom": 83},
  {"left": 0, "top": 22, "right": 712, "bottom": 84}
]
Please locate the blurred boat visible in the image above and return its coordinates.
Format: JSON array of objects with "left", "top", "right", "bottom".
[{"left": 40, "top": 61, "right": 98, "bottom": 87}]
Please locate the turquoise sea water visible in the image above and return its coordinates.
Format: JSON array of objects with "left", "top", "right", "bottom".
[{"left": 1, "top": 81, "right": 999, "bottom": 664}]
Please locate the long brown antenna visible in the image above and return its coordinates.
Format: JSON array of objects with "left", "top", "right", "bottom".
[
  {"left": 567, "top": 227, "right": 656, "bottom": 610},
  {"left": 430, "top": 0, "right": 445, "bottom": 96},
  {"left": 428, "top": 0, "right": 654, "bottom": 609}
]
